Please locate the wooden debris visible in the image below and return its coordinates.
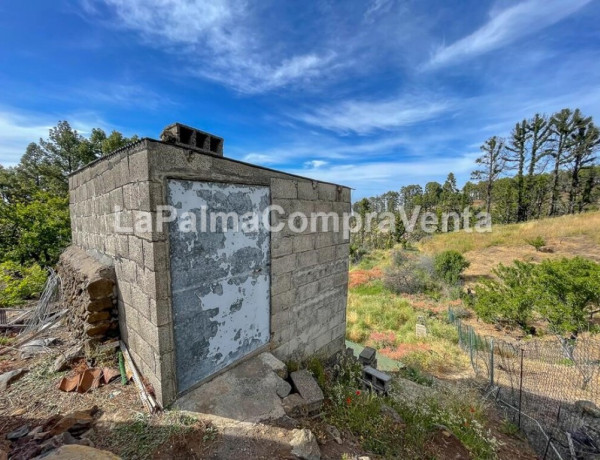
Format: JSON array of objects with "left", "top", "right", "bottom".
[{"left": 119, "top": 341, "right": 160, "bottom": 412}]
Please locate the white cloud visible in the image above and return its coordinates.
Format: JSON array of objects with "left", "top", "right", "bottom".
[
  {"left": 293, "top": 94, "right": 450, "bottom": 134},
  {"left": 428, "top": 0, "right": 592, "bottom": 68},
  {"left": 93, "top": 0, "right": 335, "bottom": 93},
  {"left": 304, "top": 160, "right": 328, "bottom": 169}
]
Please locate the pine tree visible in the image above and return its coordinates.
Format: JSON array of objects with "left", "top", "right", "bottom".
[{"left": 472, "top": 136, "right": 506, "bottom": 215}]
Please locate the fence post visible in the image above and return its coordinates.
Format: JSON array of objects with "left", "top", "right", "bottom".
[
  {"left": 518, "top": 348, "right": 524, "bottom": 428},
  {"left": 469, "top": 327, "right": 474, "bottom": 368},
  {"left": 489, "top": 338, "right": 494, "bottom": 387}
]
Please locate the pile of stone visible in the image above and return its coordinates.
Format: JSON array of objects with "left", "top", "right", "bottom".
[
  {"left": 57, "top": 246, "right": 118, "bottom": 342},
  {"left": 6, "top": 406, "right": 99, "bottom": 459},
  {"left": 280, "top": 369, "right": 325, "bottom": 418}
]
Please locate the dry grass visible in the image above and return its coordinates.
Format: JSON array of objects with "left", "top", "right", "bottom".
[
  {"left": 420, "top": 211, "right": 600, "bottom": 255},
  {"left": 420, "top": 212, "right": 600, "bottom": 285}
]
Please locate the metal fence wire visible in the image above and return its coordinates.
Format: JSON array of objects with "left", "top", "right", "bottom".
[{"left": 449, "top": 307, "right": 600, "bottom": 460}]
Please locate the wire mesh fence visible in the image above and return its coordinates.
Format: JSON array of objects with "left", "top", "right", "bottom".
[{"left": 449, "top": 307, "right": 600, "bottom": 459}]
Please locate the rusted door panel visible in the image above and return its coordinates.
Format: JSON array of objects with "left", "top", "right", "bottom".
[{"left": 167, "top": 179, "right": 270, "bottom": 394}]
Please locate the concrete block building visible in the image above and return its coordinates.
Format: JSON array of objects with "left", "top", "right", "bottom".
[{"left": 67, "top": 123, "right": 351, "bottom": 406}]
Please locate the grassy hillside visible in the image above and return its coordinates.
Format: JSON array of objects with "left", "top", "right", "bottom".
[
  {"left": 420, "top": 211, "right": 600, "bottom": 254},
  {"left": 419, "top": 211, "right": 600, "bottom": 283}
]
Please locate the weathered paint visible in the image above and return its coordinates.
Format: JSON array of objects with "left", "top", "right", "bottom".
[{"left": 167, "top": 179, "right": 271, "bottom": 394}]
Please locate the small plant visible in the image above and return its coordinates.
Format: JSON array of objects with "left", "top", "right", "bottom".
[
  {"left": 434, "top": 250, "right": 470, "bottom": 285},
  {"left": 202, "top": 424, "right": 218, "bottom": 442},
  {"left": 525, "top": 235, "right": 546, "bottom": 251},
  {"left": 399, "top": 366, "right": 434, "bottom": 386},
  {"left": 500, "top": 419, "right": 520, "bottom": 436}
]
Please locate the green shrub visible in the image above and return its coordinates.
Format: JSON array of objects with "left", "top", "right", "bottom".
[
  {"left": 0, "top": 262, "right": 48, "bottom": 307},
  {"left": 525, "top": 235, "right": 546, "bottom": 251},
  {"left": 474, "top": 257, "right": 600, "bottom": 335},
  {"left": 434, "top": 250, "right": 470, "bottom": 285},
  {"left": 383, "top": 254, "right": 437, "bottom": 295}
]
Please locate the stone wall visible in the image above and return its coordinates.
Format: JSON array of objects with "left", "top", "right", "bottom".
[
  {"left": 57, "top": 246, "right": 118, "bottom": 341},
  {"left": 68, "top": 135, "right": 351, "bottom": 407}
]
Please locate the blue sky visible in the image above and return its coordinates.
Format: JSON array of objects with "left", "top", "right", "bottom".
[{"left": 1, "top": 0, "right": 599, "bottom": 198}]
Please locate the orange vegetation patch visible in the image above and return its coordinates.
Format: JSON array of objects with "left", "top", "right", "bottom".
[
  {"left": 379, "top": 343, "right": 432, "bottom": 360},
  {"left": 349, "top": 268, "right": 383, "bottom": 288}
]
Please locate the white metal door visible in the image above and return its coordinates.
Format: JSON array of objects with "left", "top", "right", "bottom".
[{"left": 167, "top": 179, "right": 270, "bottom": 394}]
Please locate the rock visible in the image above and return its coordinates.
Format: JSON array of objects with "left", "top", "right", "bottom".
[
  {"left": 575, "top": 400, "right": 600, "bottom": 418},
  {"left": 53, "top": 345, "right": 84, "bottom": 372},
  {"left": 380, "top": 404, "right": 405, "bottom": 425},
  {"left": 46, "top": 406, "right": 98, "bottom": 437},
  {"left": 325, "top": 425, "right": 342, "bottom": 444},
  {"left": 276, "top": 379, "right": 292, "bottom": 398},
  {"left": 33, "top": 444, "right": 120, "bottom": 459},
  {"left": 290, "top": 428, "right": 320, "bottom": 460},
  {"left": 0, "top": 368, "right": 28, "bottom": 391},
  {"left": 258, "top": 353, "right": 288, "bottom": 379},
  {"left": 290, "top": 370, "right": 324, "bottom": 414},
  {"left": 282, "top": 394, "right": 307, "bottom": 418},
  {"left": 6, "top": 424, "right": 29, "bottom": 440}
]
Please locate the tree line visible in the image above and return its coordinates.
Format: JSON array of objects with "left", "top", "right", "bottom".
[{"left": 351, "top": 108, "right": 600, "bottom": 252}]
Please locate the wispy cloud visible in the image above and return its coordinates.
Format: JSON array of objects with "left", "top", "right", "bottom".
[
  {"left": 70, "top": 82, "right": 175, "bottom": 110},
  {"left": 90, "top": 0, "right": 335, "bottom": 93},
  {"left": 293, "top": 94, "right": 451, "bottom": 134},
  {"left": 428, "top": 0, "right": 592, "bottom": 68}
]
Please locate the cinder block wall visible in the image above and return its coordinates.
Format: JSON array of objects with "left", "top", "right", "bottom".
[{"left": 68, "top": 137, "right": 350, "bottom": 406}]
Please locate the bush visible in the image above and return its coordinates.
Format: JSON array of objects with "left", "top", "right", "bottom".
[
  {"left": 384, "top": 252, "right": 438, "bottom": 295},
  {"left": 0, "top": 261, "right": 48, "bottom": 307},
  {"left": 526, "top": 235, "right": 546, "bottom": 251},
  {"left": 474, "top": 257, "right": 600, "bottom": 335},
  {"left": 349, "top": 244, "right": 368, "bottom": 264},
  {"left": 434, "top": 251, "right": 470, "bottom": 285}
]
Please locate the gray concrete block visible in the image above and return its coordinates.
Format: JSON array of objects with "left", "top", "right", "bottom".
[
  {"left": 317, "top": 245, "right": 336, "bottom": 264},
  {"left": 290, "top": 370, "right": 324, "bottom": 414},
  {"left": 272, "top": 289, "right": 294, "bottom": 312},
  {"left": 271, "top": 178, "right": 297, "bottom": 199},
  {"left": 318, "top": 183, "right": 337, "bottom": 201},
  {"left": 340, "top": 187, "right": 351, "bottom": 203},
  {"left": 298, "top": 181, "right": 318, "bottom": 200},
  {"left": 149, "top": 297, "right": 172, "bottom": 326},
  {"left": 272, "top": 236, "right": 293, "bottom": 258},
  {"left": 128, "top": 151, "right": 150, "bottom": 182},
  {"left": 271, "top": 272, "right": 292, "bottom": 296},
  {"left": 128, "top": 236, "right": 144, "bottom": 266},
  {"left": 296, "top": 250, "right": 318, "bottom": 269},
  {"left": 292, "top": 234, "right": 314, "bottom": 253},
  {"left": 271, "top": 253, "right": 296, "bottom": 275},
  {"left": 315, "top": 233, "right": 334, "bottom": 249}
]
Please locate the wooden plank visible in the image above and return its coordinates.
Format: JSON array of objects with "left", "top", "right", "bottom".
[{"left": 119, "top": 341, "right": 160, "bottom": 413}]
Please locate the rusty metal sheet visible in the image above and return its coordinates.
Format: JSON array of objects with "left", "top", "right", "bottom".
[{"left": 167, "top": 179, "right": 271, "bottom": 394}]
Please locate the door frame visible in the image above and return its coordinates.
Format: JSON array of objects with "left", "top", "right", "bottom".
[{"left": 162, "top": 177, "right": 273, "bottom": 398}]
